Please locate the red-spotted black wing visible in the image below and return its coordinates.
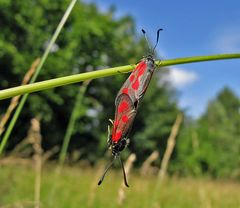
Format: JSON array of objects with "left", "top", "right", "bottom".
[
  {"left": 136, "top": 58, "right": 155, "bottom": 100},
  {"left": 111, "top": 93, "right": 137, "bottom": 143},
  {"left": 116, "top": 57, "right": 155, "bottom": 109}
]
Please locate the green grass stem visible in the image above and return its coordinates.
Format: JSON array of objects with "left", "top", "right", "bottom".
[
  {"left": 59, "top": 80, "right": 90, "bottom": 166},
  {"left": 0, "top": 0, "right": 77, "bottom": 155},
  {"left": 0, "top": 53, "right": 239, "bottom": 101}
]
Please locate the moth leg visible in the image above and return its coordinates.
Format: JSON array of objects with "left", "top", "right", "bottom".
[
  {"left": 156, "top": 60, "right": 162, "bottom": 67},
  {"left": 130, "top": 63, "right": 137, "bottom": 70},
  {"left": 129, "top": 109, "right": 137, "bottom": 115},
  {"left": 108, "top": 119, "right": 114, "bottom": 125},
  {"left": 125, "top": 138, "right": 130, "bottom": 147},
  {"left": 107, "top": 119, "right": 114, "bottom": 145},
  {"left": 117, "top": 70, "right": 130, "bottom": 74},
  {"left": 107, "top": 122, "right": 114, "bottom": 148}
]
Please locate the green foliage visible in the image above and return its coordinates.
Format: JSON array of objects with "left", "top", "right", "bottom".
[{"left": 174, "top": 87, "right": 240, "bottom": 179}]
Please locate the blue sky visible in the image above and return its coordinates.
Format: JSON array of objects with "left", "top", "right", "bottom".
[{"left": 85, "top": 0, "right": 240, "bottom": 118}]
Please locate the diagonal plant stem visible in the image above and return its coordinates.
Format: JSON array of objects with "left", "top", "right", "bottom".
[
  {"left": 59, "top": 80, "right": 91, "bottom": 166},
  {"left": 0, "top": 53, "right": 240, "bottom": 101},
  {"left": 0, "top": 58, "right": 40, "bottom": 136},
  {"left": 0, "top": 0, "right": 77, "bottom": 155},
  {"left": 158, "top": 113, "right": 183, "bottom": 181}
]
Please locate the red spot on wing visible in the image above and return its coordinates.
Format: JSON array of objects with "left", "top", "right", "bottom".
[
  {"left": 138, "top": 63, "right": 146, "bottom": 76},
  {"left": 112, "top": 94, "right": 134, "bottom": 143},
  {"left": 133, "top": 61, "right": 146, "bottom": 72},
  {"left": 122, "top": 88, "right": 128, "bottom": 94},
  {"left": 130, "top": 74, "right": 135, "bottom": 82},
  {"left": 118, "top": 101, "right": 129, "bottom": 112},
  {"left": 112, "top": 120, "right": 118, "bottom": 136},
  {"left": 122, "top": 115, "right": 129, "bottom": 123},
  {"left": 114, "top": 120, "right": 119, "bottom": 128},
  {"left": 131, "top": 61, "right": 147, "bottom": 91},
  {"left": 112, "top": 130, "right": 122, "bottom": 142},
  {"left": 132, "top": 79, "right": 139, "bottom": 90}
]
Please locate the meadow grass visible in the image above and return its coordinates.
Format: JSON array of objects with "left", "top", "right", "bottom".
[{"left": 0, "top": 164, "right": 239, "bottom": 208}]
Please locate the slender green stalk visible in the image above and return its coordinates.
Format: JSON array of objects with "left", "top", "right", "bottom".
[
  {"left": 50, "top": 82, "right": 90, "bottom": 203},
  {"left": 155, "top": 53, "right": 240, "bottom": 66},
  {"left": 0, "top": 65, "right": 133, "bottom": 100},
  {"left": 0, "top": 0, "right": 77, "bottom": 155},
  {"left": 0, "top": 53, "right": 239, "bottom": 101},
  {"left": 59, "top": 81, "right": 90, "bottom": 166}
]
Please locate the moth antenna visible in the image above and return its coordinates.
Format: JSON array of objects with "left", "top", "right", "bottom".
[
  {"left": 98, "top": 157, "right": 115, "bottom": 185},
  {"left": 141, "top": 29, "right": 151, "bottom": 53},
  {"left": 152, "top": 28, "right": 163, "bottom": 54},
  {"left": 118, "top": 156, "right": 129, "bottom": 187}
]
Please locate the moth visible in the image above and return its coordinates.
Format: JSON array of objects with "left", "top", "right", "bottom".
[{"left": 98, "top": 29, "right": 163, "bottom": 187}]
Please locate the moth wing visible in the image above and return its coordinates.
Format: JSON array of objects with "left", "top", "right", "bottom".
[
  {"left": 121, "top": 108, "right": 137, "bottom": 138},
  {"left": 115, "top": 61, "right": 145, "bottom": 105},
  {"left": 114, "top": 94, "right": 137, "bottom": 139},
  {"left": 115, "top": 76, "right": 135, "bottom": 105},
  {"left": 137, "top": 70, "right": 154, "bottom": 100}
]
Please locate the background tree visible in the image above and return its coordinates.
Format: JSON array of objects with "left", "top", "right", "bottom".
[{"left": 173, "top": 87, "right": 240, "bottom": 179}]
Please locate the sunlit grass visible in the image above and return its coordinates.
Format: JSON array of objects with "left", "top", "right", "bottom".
[{"left": 0, "top": 164, "right": 239, "bottom": 208}]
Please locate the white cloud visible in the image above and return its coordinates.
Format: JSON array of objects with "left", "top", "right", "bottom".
[
  {"left": 162, "top": 67, "right": 198, "bottom": 88},
  {"left": 213, "top": 27, "right": 240, "bottom": 52}
]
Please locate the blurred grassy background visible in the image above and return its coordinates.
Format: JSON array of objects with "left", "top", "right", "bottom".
[{"left": 0, "top": 164, "right": 239, "bottom": 208}]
